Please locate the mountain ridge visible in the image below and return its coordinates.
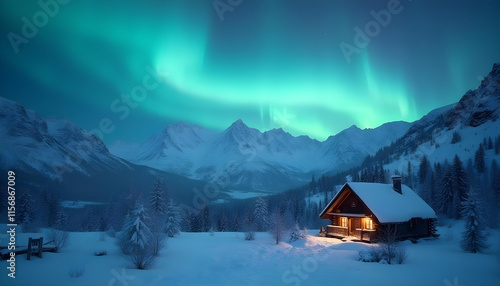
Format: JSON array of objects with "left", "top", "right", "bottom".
[{"left": 109, "top": 117, "right": 411, "bottom": 192}]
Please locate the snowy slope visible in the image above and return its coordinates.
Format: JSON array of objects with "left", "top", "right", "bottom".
[
  {"left": 110, "top": 119, "right": 411, "bottom": 192},
  {"left": 383, "top": 62, "right": 500, "bottom": 174}
]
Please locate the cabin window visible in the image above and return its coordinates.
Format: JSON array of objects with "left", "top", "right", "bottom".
[
  {"left": 364, "top": 218, "right": 373, "bottom": 230},
  {"left": 340, "top": 217, "right": 348, "bottom": 228}
]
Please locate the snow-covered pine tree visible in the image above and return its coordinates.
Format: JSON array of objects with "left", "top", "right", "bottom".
[
  {"left": 55, "top": 208, "right": 69, "bottom": 230},
  {"left": 18, "top": 191, "right": 36, "bottom": 232},
  {"left": 269, "top": 209, "right": 287, "bottom": 245},
  {"left": 49, "top": 207, "right": 70, "bottom": 252},
  {"left": 150, "top": 178, "right": 166, "bottom": 214},
  {"left": 451, "top": 155, "right": 469, "bottom": 218},
  {"left": 118, "top": 204, "right": 155, "bottom": 268},
  {"left": 440, "top": 168, "right": 454, "bottom": 217},
  {"left": 202, "top": 204, "right": 211, "bottom": 232},
  {"left": 289, "top": 223, "right": 307, "bottom": 243},
  {"left": 165, "top": 199, "right": 181, "bottom": 237},
  {"left": 460, "top": 189, "right": 489, "bottom": 253},
  {"left": 254, "top": 196, "right": 268, "bottom": 231},
  {"left": 493, "top": 160, "right": 500, "bottom": 208},
  {"left": 149, "top": 180, "right": 167, "bottom": 255}
]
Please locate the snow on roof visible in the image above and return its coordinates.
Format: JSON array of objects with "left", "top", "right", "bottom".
[{"left": 321, "top": 182, "right": 436, "bottom": 223}]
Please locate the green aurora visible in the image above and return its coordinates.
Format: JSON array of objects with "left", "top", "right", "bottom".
[{"left": 1, "top": 0, "right": 499, "bottom": 143}]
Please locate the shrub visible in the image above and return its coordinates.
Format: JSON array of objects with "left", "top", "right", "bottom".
[
  {"left": 130, "top": 250, "right": 156, "bottom": 270},
  {"left": 68, "top": 266, "right": 85, "bottom": 278},
  {"left": 48, "top": 229, "right": 69, "bottom": 252},
  {"left": 358, "top": 244, "right": 408, "bottom": 264},
  {"left": 289, "top": 224, "right": 307, "bottom": 243},
  {"left": 244, "top": 231, "right": 255, "bottom": 241},
  {"left": 394, "top": 246, "right": 408, "bottom": 264},
  {"left": 94, "top": 250, "right": 107, "bottom": 256}
]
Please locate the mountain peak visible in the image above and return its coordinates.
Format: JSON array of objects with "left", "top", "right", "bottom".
[
  {"left": 231, "top": 119, "right": 246, "bottom": 127},
  {"left": 226, "top": 119, "right": 251, "bottom": 132},
  {"left": 267, "top": 127, "right": 285, "bottom": 134},
  {"left": 445, "top": 62, "right": 500, "bottom": 128}
]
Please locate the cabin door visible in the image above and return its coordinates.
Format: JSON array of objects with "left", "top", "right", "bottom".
[{"left": 349, "top": 218, "right": 360, "bottom": 236}]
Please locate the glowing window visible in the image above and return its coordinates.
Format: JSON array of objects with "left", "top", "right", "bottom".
[
  {"left": 364, "top": 218, "right": 373, "bottom": 230},
  {"left": 340, "top": 217, "right": 348, "bottom": 227}
]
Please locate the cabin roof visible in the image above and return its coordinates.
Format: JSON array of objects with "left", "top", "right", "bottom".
[{"left": 320, "top": 182, "right": 437, "bottom": 223}]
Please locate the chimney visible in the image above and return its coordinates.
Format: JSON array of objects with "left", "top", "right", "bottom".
[{"left": 392, "top": 175, "right": 402, "bottom": 194}]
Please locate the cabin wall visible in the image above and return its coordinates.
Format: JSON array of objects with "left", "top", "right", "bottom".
[
  {"left": 379, "top": 219, "right": 431, "bottom": 239},
  {"left": 338, "top": 193, "right": 366, "bottom": 214}
]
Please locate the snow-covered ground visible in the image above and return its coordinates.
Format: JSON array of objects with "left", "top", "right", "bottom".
[{"left": 1, "top": 222, "right": 499, "bottom": 286}]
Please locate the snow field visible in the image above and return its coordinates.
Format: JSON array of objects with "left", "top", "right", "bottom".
[{"left": 1, "top": 222, "right": 499, "bottom": 286}]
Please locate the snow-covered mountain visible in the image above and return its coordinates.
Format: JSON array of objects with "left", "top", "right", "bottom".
[
  {"left": 382, "top": 62, "right": 500, "bottom": 173},
  {"left": 0, "top": 97, "right": 122, "bottom": 180},
  {"left": 0, "top": 97, "right": 211, "bottom": 202},
  {"left": 110, "top": 118, "right": 411, "bottom": 192}
]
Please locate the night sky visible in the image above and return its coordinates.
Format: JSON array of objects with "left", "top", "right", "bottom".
[{"left": 1, "top": 0, "right": 499, "bottom": 144}]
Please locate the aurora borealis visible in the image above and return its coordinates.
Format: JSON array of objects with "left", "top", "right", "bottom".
[{"left": 1, "top": 0, "right": 499, "bottom": 144}]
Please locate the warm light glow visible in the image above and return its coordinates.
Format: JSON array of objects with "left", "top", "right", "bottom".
[
  {"left": 364, "top": 218, "right": 373, "bottom": 230},
  {"left": 340, "top": 217, "right": 348, "bottom": 228}
]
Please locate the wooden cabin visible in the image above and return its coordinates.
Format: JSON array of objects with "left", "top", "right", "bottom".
[{"left": 319, "top": 176, "right": 437, "bottom": 242}]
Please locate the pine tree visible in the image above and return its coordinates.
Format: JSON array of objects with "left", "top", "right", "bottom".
[
  {"left": 440, "top": 168, "right": 454, "bottom": 217},
  {"left": 121, "top": 204, "right": 152, "bottom": 252},
  {"left": 453, "top": 156, "right": 468, "bottom": 197},
  {"left": 149, "top": 179, "right": 168, "bottom": 255},
  {"left": 289, "top": 223, "right": 307, "bottom": 243},
  {"left": 474, "top": 144, "right": 486, "bottom": 174},
  {"left": 269, "top": 210, "right": 287, "bottom": 245},
  {"left": 439, "top": 156, "right": 469, "bottom": 219},
  {"left": 233, "top": 214, "right": 240, "bottom": 232},
  {"left": 190, "top": 211, "right": 203, "bottom": 232},
  {"left": 150, "top": 178, "right": 166, "bottom": 214},
  {"left": 118, "top": 204, "right": 156, "bottom": 269},
  {"left": 55, "top": 208, "right": 69, "bottom": 230},
  {"left": 309, "top": 174, "right": 317, "bottom": 194},
  {"left": 18, "top": 191, "right": 36, "bottom": 232},
  {"left": 459, "top": 189, "right": 489, "bottom": 253},
  {"left": 202, "top": 204, "right": 211, "bottom": 232},
  {"left": 418, "top": 156, "right": 430, "bottom": 185},
  {"left": 165, "top": 199, "right": 181, "bottom": 237},
  {"left": 254, "top": 197, "right": 269, "bottom": 231},
  {"left": 491, "top": 160, "right": 500, "bottom": 219},
  {"left": 407, "top": 162, "right": 413, "bottom": 189},
  {"left": 487, "top": 137, "right": 493, "bottom": 150}
]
